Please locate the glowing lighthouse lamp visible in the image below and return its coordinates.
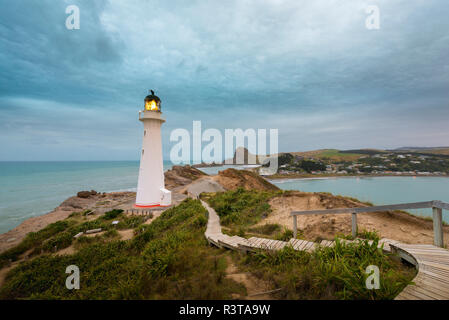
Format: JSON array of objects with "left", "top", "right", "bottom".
[{"left": 135, "top": 90, "right": 171, "bottom": 208}]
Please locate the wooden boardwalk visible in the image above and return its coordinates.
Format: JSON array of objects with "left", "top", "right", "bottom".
[
  {"left": 392, "top": 243, "right": 449, "bottom": 300},
  {"left": 201, "top": 200, "right": 449, "bottom": 300}
]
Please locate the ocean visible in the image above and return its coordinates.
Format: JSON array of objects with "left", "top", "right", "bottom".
[
  {"left": 0, "top": 161, "right": 239, "bottom": 234},
  {"left": 270, "top": 176, "right": 449, "bottom": 223},
  {"left": 1, "top": 162, "right": 449, "bottom": 234},
  {"left": 0, "top": 161, "right": 141, "bottom": 234}
]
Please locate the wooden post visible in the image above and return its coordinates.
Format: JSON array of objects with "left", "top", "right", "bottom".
[
  {"left": 433, "top": 207, "right": 444, "bottom": 247},
  {"left": 293, "top": 216, "right": 297, "bottom": 239},
  {"left": 351, "top": 212, "right": 357, "bottom": 238}
]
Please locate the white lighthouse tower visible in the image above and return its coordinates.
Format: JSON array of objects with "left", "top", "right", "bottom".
[{"left": 135, "top": 90, "right": 171, "bottom": 208}]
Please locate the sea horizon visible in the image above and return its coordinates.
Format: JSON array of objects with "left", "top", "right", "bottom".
[
  {"left": 0, "top": 160, "right": 238, "bottom": 234},
  {"left": 1, "top": 160, "right": 449, "bottom": 234}
]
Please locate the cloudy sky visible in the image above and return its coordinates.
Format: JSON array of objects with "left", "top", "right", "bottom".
[{"left": 0, "top": 0, "right": 448, "bottom": 161}]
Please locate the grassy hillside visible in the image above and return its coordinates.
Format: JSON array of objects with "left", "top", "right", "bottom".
[
  {"left": 204, "top": 189, "right": 415, "bottom": 299},
  {"left": 0, "top": 192, "right": 415, "bottom": 300},
  {"left": 0, "top": 199, "right": 245, "bottom": 299},
  {"left": 268, "top": 147, "right": 449, "bottom": 165},
  {"left": 234, "top": 238, "right": 414, "bottom": 300},
  {"left": 421, "top": 148, "right": 449, "bottom": 156},
  {"left": 201, "top": 188, "right": 289, "bottom": 239},
  {"left": 391, "top": 147, "right": 449, "bottom": 156},
  {"left": 290, "top": 149, "right": 364, "bottom": 161}
]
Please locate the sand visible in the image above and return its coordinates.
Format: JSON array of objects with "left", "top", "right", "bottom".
[
  {"left": 182, "top": 176, "right": 226, "bottom": 197},
  {"left": 262, "top": 191, "right": 449, "bottom": 246}
]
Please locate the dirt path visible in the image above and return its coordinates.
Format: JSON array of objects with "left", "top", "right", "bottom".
[
  {"left": 225, "top": 256, "right": 274, "bottom": 300},
  {"left": 0, "top": 263, "right": 18, "bottom": 288},
  {"left": 182, "top": 176, "right": 226, "bottom": 197}
]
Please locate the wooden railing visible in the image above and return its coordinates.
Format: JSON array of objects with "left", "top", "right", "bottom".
[{"left": 291, "top": 200, "right": 448, "bottom": 247}]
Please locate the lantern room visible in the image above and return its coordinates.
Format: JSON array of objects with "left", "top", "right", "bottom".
[{"left": 144, "top": 90, "right": 161, "bottom": 112}]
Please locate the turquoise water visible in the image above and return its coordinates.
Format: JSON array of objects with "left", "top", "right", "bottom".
[
  {"left": 270, "top": 176, "right": 449, "bottom": 222},
  {"left": 0, "top": 161, "right": 148, "bottom": 234},
  {"left": 2, "top": 162, "right": 449, "bottom": 234},
  {"left": 0, "top": 161, "right": 242, "bottom": 234}
]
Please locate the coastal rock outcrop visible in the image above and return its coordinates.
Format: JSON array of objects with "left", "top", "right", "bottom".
[
  {"left": 224, "top": 147, "right": 260, "bottom": 165},
  {"left": 77, "top": 190, "right": 98, "bottom": 198},
  {"left": 164, "top": 165, "right": 207, "bottom": 189},
  {"left": 213, "top": 168, "right": 279, "bottom": 191}
]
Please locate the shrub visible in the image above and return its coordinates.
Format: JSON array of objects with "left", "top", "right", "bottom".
[
  {"left": 117, "top": 216, "right": 146, "bottom": 229},
  {"left": 204, "top": 188, "right": 276, "bottom": 227},
  {"left": 193, "top": 215, "right": 207, "bottom": 228},
  {"left": 69, "top": 212, "right": 81, "bottom": 218},
  {"left": 275, "top": 228, "right": 293, "bottom": 241},
  {"left": 357, "top": 229, "right": 380, "bottom": 241},
  {"left": 103, "top": 209, "right": 123, "bottom": 220},
  {"left": 42, "top": 232, "right": 73, "bottom": 252},
  {"left": 248, "top": 224, "right": 282, "bottom": 235},
  {"left": 0, "top": 220, "right": 72, "bottom": 267},
  {"left": 103, "top": 229, "right": 119, "bottom": 239},
  {"left": 0, "top": 199, "right": 245, "bottom": 300},
  {"left": 237, "top": 239, "right": 415, "bottom": 300},
  {"left": 70, "top": 220, "right": 109, "bottom": 234}
]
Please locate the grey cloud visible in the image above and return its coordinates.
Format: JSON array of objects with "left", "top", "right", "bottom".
[{"left": 0, "top": 0, "right": 448, "bottom": 160}]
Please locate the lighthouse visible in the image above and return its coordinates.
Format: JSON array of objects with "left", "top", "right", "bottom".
[{"left": 135, "top": 90, "right": 171, "bottom": 208}]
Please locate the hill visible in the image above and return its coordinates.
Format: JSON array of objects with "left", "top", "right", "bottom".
[
  {"left": 224, "top": 147, "right": 260, "bottom": 165},
  {"left": 290, "top": 149, "right": 364, "bottom": 161},
  {"left": 389, "top": 147, "right": 449, "bottom": 156}
]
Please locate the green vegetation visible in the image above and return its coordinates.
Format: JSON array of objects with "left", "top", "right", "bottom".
[
  {"left": 272, "top": 149, "right": 449, "bottom": 176},
  {"left": 357, "top": 229, "right": 381, "bottom": 241},
  {"left": 295, "top": 160, "right": 326, "bottom": 173},
  {"left": 358, "top": 154, "right": 449, "bottom": 174},
  {"left": 102, "top": 209, "right": 122, "bottom": 220},
  {"left": 0, "top": 209, "right": 147, "bottom": 270},
  {"left": 334, "top": 229, "right": 380, "bottom": 242},
  {"left": 245, "top": 223, "right": 295, "bottom": 241},
  {"left": 248, "top": 223, "right": 282, "bottom": 235},
  {"left": 392, "top": 147, "right": 449, "bottom": 157},
  {"left": 0, "top": 190, "right": 416, "bottom": 300},
  {"left": 340, "top": 149, "right": 386, "bottom": 156},
  {"left": 0, "top": 220, "right": 74, "bottom": 268},
  {"left": 274, "top": 228, "right": 294, "bottom": 241},
  {"left": 278, "top": 153, "right": 294, "bottom": 166},
  {"left": 0, "top": 199, "right": 245, "bottom": 299},
  {"left": 201, "top": 188, "right": 279, "bottom": 228},
  {"left": 207, "top": 189, "right": 415, "bottom": 299},
  {"left": 313, "top": 149, "right": 363, "bottom": 161},
  {"left": 234, "top": 239, "right": 415, "bottom": 300}
]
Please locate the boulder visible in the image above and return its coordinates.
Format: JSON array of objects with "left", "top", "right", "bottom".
[{"left": 77, "top": 190, "right": 98, "bottom": 198}]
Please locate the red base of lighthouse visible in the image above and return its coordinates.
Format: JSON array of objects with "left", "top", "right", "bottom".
[{"left": 134, "top": 204, "right": 171, "bottom": 208}]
